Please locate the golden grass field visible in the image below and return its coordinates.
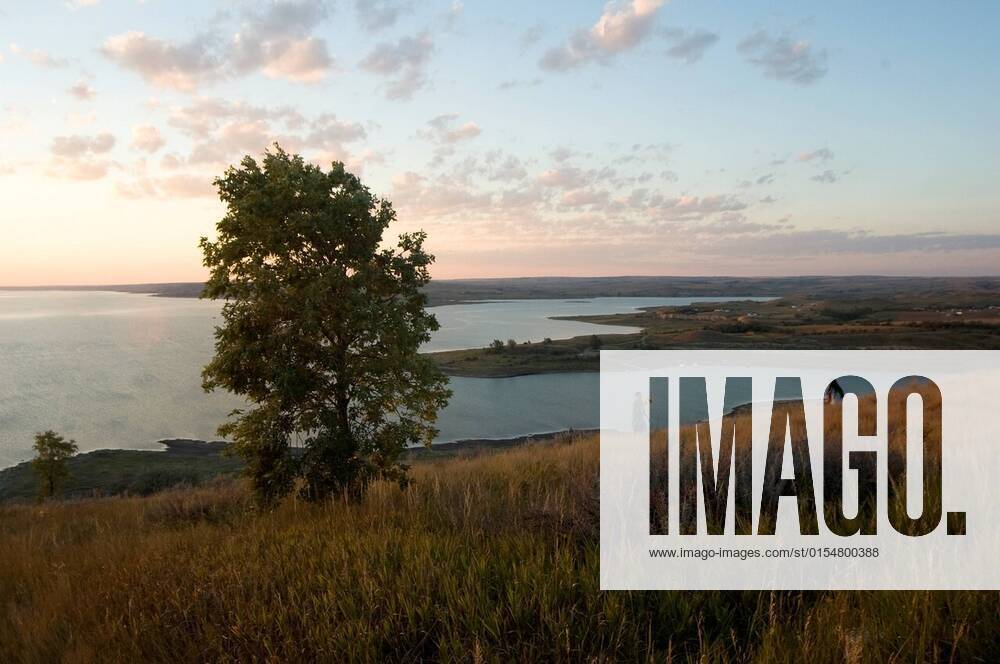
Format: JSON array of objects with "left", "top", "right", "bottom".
[{"left": 2, "top": 433, "right": 997, "bottom": 662}]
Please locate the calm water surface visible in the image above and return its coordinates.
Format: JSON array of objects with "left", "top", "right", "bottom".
[{"left": 0, "top": 291, "right": 767, "bottom": 468}]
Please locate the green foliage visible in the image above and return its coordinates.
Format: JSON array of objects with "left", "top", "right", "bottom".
[
  {"left": 489, "top": 339, "right": 505, "bottom": 353},
  {"left": 31, "top": 430, "right": 78, "bottom": 500},
  {"left": 200, "top": 146, "right": 451, "bottom": 504}
]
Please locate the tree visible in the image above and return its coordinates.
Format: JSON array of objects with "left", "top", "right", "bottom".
[
  {"left": 32, "top": 430, "right": 78, "bottom": 500},
  {"left": 200, "top": 147, "right": 451, "bottom": 504},
  {"left": 506, "top": 338, "right": 517, "bottom": 349},
  {"left": 489, "top": 339, "right": 505, "bottom": 353}
]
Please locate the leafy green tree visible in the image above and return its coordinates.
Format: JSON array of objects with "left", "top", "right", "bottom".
[
  {"left": 200, "top": 147, "right": 451, "bottom": 504},
  {"left": 32, "top": 430, "right": 78, "bottom": 500}
]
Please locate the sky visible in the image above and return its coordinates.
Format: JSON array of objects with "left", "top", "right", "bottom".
[{"left": 1, "top": 0, "right": 998, "bottom": 285}]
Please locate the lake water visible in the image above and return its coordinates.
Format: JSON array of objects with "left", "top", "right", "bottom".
[
  {"left": 426, "top": 297, "right": 735, "bottom": 351},
  {"left": 0, "top": 291, "right": 766, "bottom": 468}
]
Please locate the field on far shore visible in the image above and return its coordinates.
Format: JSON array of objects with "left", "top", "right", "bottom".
[{"left": 2, "top": 433, "right": 997, "bottom": 662}]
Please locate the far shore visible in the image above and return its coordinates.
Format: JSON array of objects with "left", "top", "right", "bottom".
[{"left": 8, "top": 274, "right": 999, "bottom": 306}]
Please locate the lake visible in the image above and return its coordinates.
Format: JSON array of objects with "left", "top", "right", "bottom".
[{"left": 0, "top": 291, "right": 767, "bottom": 468}]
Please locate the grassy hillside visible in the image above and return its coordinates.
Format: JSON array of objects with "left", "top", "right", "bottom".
[
  {"left": 0, "top": 441, "right": 242, "bottom": 503},
  {"left": 1, "top": 434, "right": 996, "bottom": 662}
]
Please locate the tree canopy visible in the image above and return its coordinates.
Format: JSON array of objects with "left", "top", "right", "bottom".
[
  {"left": 200, "top": 147, "right": 451, "bottom": 504},
  {"left": 32, "top": 430, "right": 78, "bottom": 499}
]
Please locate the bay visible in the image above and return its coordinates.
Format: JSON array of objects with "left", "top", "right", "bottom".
[{"left": 0, "top": 291, "right": 768, "bottom": 467}]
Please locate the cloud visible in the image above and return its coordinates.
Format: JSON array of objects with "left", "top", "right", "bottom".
[
  {"left": 359, "top": 31, "right": 434, "bottom": 99},
  {"left": 649, "top": 194, "right": 747, "bottom": 221},
  {"left": 562, "top": 188, "right": 609, "bottom": 207},
  {"left": 264, "top": 37, "right": 332, "bottom": 82},
  {"left": 498, "top": 77, "right": 542, "bottom": 91},
  {"left": 166, "top": 98, "right": 297, "bottom": 139},
  {"left": 798, "top": 148, "right": 834, "bottom": 162},
  {"left": 811, "top": 169, "right": 839, "bottom": 184},
  {"left": 117, "top": 173, "right": 213, "bottom": 199},
  {"left": 101, "top": 31, "right": 221, "bottom": 91},
  {"left": 50, "top": 133, "right": 115, "bottom": 157},
  {"left": 661, "top": 27, "right": 719, "bottom": 63},
  {"left": 550, "top": 147, "right": 575, "bottom": 163},
  {"left": 519, "top": 24, "right": 545, "bottom": 50},
  {"left": 102, "top": 1, "right": 334, "bottom": 90},
  {"left": 184, "top": 120, "right": 269, "bottom": 164},
  {"left": 117, "top": 98, "right": 366, "bottom": 197},
  {"left": 738, "top": 29, "right": 827, "bottom": 85},
  {"left": 391, "top": 170, "right": 494, "bottom": 219},
  {"left": 534, "top": 162, "right": 628, "bottom": 195},
  {"left": 131, "top": 125, "right": 165, "bottom": 153},
  {"left": 376, "top": 138, "right": 819, "bottom": 259},
  {"left": 386, "top": 135, "right": 1000, "bottom": 269},
  {"left": 68, "top": 81, "right": 95, "bottom": 100},
  {"left": 696, "top": 214, "right": 787, "bottom": 235},
  {"left": 418, "top": 114, "right": 481, "bottom": 167},
  {"left": 540, "top": 0, "right": 666, "bottom": 71},
  {"left": 702, "top": 229, "right": 1000, "bottom": 257},
  {"left": 48, "top": 132, "right": 116, "bottom": 180},
  {"left": 8, "top": 44, "right": 68, "bottom": 68},
  {"left": 613, "top": 141, "right": 673, "bottom": 165},
  {"left": 421, "top": 114, "right": 481, "bottom": 144},
  {"left": 537, "top": 167, "right": 590, "bottom": 190},
  {"left": 485, "top": 153, "right": 528, "bottom": 182},
  {"left": 230, "top": 0, "right": 334, "bottom": 83},
  {"left": 354, "top": 0, "right": 409, "bottom": 32},
  {"left": 444, "top": 1, "right": 463, "bottom": 30}
]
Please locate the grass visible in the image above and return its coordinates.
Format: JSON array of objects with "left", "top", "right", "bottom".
[{"left": 2, "top": 433, "right": 996, "bottom": 662}]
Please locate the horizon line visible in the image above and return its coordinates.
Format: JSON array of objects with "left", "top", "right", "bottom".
[{"left": 3, "top": 273, "right": 1000, "bottom": 290}]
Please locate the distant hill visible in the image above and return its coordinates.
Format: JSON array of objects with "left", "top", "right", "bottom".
[{"left": 6, "top": 275, "right": 1000, "bottom": 306}]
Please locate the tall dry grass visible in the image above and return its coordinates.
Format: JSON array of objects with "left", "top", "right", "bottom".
[{"left": 1, "top": 434, "right": 996, "bottom": 662}]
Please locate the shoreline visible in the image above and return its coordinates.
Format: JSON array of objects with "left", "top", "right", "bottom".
[
  {"left": 406, "top": 428, "right": 598, "bottom": 458},
  {"left": 7, "top": 275, "right": 997, "bottom": 307}
]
